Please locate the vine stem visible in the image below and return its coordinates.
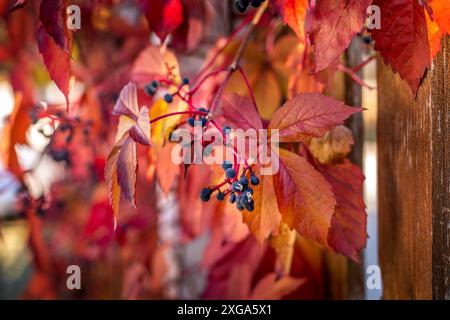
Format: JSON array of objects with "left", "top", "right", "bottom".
[
  {"left": 210, "top": 1, "right": 268, "bottom": 114},
  {"left": 149, "top": 111, "right": 208, "bottom": 124}
]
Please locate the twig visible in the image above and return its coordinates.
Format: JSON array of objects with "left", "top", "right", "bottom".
[{"left": 210, "top": 1, "right": 268, "bottom": 114}]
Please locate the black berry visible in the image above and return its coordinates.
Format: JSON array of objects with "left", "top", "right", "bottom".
[
  {"left": 229, "top": 193, "right": 237, "bottom": 203},
  {"left": 226, "top": 168, "right": 236, "bottom": 179},
  {"left": 239, "top": 176, "right": 249, "bottom": 186},
  {"left": 216, "top": 192, "right": 225, "bottom": 201},
  {"left": 250, "top": 174, "right": 260, "bottom": 186},
  {"left": 182, "top": 78, "right": 189, "bottom": 85},
  {"left": 222, "top": 125, "right": 231, "bottom": 135},
  {"left": 222, "top": 160, "right": 233, "bottom": 170},
  {"left": 187, "top": 117, "right": 195, "bottom": 127},
  {"left": 164, "top": 93, "right": 173, "bottom": 103},
  {"left": 200, "top": 188, "right": 211, "bottom": 201},
  {"left": 232, "top": 182, "right": 243, "bottom": 192},
  {"left": 233, "top": 0, "right": 247, "bottom": 13},
  {"left": 144, "top": 84, "right": 157, "bottom": 96}
]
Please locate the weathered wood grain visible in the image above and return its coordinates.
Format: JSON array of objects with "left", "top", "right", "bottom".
[{"left": 377, "top": 36, "right": 449, "bottom": 299}]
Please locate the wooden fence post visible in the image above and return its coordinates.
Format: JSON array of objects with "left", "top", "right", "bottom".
[{"left": 377, "top": 36, "right": 449, "bottom": 299}]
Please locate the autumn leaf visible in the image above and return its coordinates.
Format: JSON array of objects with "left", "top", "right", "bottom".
[
  {"left": 309, "top": 125, "right": 354, "bottom": 165},
  {"left": 430, "top": 0, "right": 450, "bottom": 34},
  {"left": 37, "top": 25, "right": 72, "bottom": 109},
  {"left": 274, "top": 0, "right": 309, "bottom": 43},
  {"left": 268, "top": 93, "right": 360, "bottom": 143},
  {"left": 250, "top": 272, "right": 305, "bottom": 300},
  {"left": 131, "top": 45, "right": 181, "bottom": 85},
  {"left": 371, "top": 0, "right": 431, "bottom": 94},
  {"left": 320, "top": 160, "right": 367, "bottom": 262},
  {"left": 217, "top": 93, "right": 263, "bottom": 131},
  {"left": 106, "top": 83, "right": 152, "bottom": 224},
  {"left": 244, "top": 173, "right": 281, "bottom": 244},
  {"left": 270, "top": 223, "right": 297, "bottom": 277},
  {"left": 307, "top": 0, "right": 372, "bottom": 72},
  {"left": 39, "top": 0, "right": 69, "bottom": 50},
  {"left": 156, "top": 142, "right": 180, "bottom": 194},
  {"left": 273, "top": 149, "right": 336, "bottom": 246},
  {"left": 0, "top": 93, "right": 28, "bottom": 179},
  {"left": 140, "top": 0, "right": 184, "bottom": 42}
]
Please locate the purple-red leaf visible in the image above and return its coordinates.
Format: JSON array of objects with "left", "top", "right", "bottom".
[
  {"left": 37, "top": 25, "right": 71, "bottom": 109},
  {"left": 307, "top": 0, "right": 372, "bottom": 72},
  {"left": 39, "top": 0, "right": 68, "bottom": 50}
]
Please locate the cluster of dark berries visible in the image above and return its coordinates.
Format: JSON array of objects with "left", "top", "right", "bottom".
[
  {"left": 188, "top": 108, "right": 209, "bottom": 127},
  {"left": 144, "top": 80, "right": 159, "bottom": 96},
  {"left": 200, "top": 162, "right": 260, "bottom": 212},
  {"left": 144, "top": 78, "right": 190, "bottom": 104},
  {"left": 233, "top": 0, "right": 265, "bottom": 13}
]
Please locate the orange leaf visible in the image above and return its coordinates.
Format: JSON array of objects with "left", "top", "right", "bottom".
[
  {"left": 244, "top": 174, "right": 281, "bottom": 244},
  {"left": 156, "top": 143, "right": 180, "bottom": 194},
  {"left": 275, "top": 0, "right": 309, "bottom": 43},
  {"left": 273, "top": 149, "right": 336, "bottom": 246},
  {"left": 270, "top": 223, "right": 297, "bottom": 277},
  {"left": 430, "top": 0, "right": 450, "bottom": 34}
]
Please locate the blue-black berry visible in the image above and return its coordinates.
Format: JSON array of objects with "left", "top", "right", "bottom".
[
  {"left": 232, "top": 181, "right": 243, "bottom": 192},
  {"left": 200, "top": 188, "right": 211, "bottom": 201},
  {"left": 187, "top": 117, "right": 195, "bottom": 127},
  {"left": 250, "top": 174, "right": 260, "bottom": 186},
  {"left": 164, "top": 93, "right": 173, "bottom": 103},
  {"left": 222, "top": 160, "right": 233, "bottom": 170},
  {"left": 222, "top": 125, "right": 232, "bottom": 135},
  {"left": 233, "top": 0, "right": 247, "bottom": 13},
  {"left": 182, "top": 78, "right": 189, "bottom": 85},
  {"left": 236, "top": 203, "right": 245, "bottom": 211},
  {"left": 216, "top": 192, "right": 225, "bottom": 201},
  {"left": 200, "top": 117, "right": 208, "bottom": 127},
  {"left": 151, "top": 80, "right": 159, "bottom": 88},
  {"left": 229, "top": 193, "right": 236, "bottom": 203},
  {"left": 239, "top": 176, "right": 249, "bottom": 186},
  {"left": 144, "top": 84, "right": 157, "bottom": 96},
  {"left": 226, "top": 168, "right": 236, "bottom": 179},
  {"left": 250, "top": 0, "right": 262, "bottom": 8}
]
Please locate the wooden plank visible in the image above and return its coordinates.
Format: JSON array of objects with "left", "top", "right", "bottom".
[{"left": 377, "top": 36, "right": 449, "bottom": 299}]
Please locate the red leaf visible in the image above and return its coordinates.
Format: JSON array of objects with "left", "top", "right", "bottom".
[
  {"left": 39, "top": 0, "right": 68, "bottom": 50},
  {"left": 273, "top": 149, "right": 336, "bottom": 246},
  {"left": 371, "top": 0, "right": 431, "bottom": 94},
  {"left": 320, "top": 160, "right": 367, "bottom": 262},
  {"left": 307, "top": 0, "right": 372, "bottom": 72},
  {"left": 268, "top": 93, "right": 360, "bottom": 143},
  {"left": 37, "top": 25, "right": 71, "bottom": 109},
  {"left": 141, "top": 0, "right": 184, "bottom": 42},
  {"left": 217, "top": 93, "right": 263, "bottom": 131},
  {"left": 83, "top": 199, "right": 115, "bottom": 246}
]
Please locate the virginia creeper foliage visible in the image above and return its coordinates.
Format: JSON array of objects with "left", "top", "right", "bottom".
[{"left": 0, "top": 0, "right": 448, "bottom": 299}]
